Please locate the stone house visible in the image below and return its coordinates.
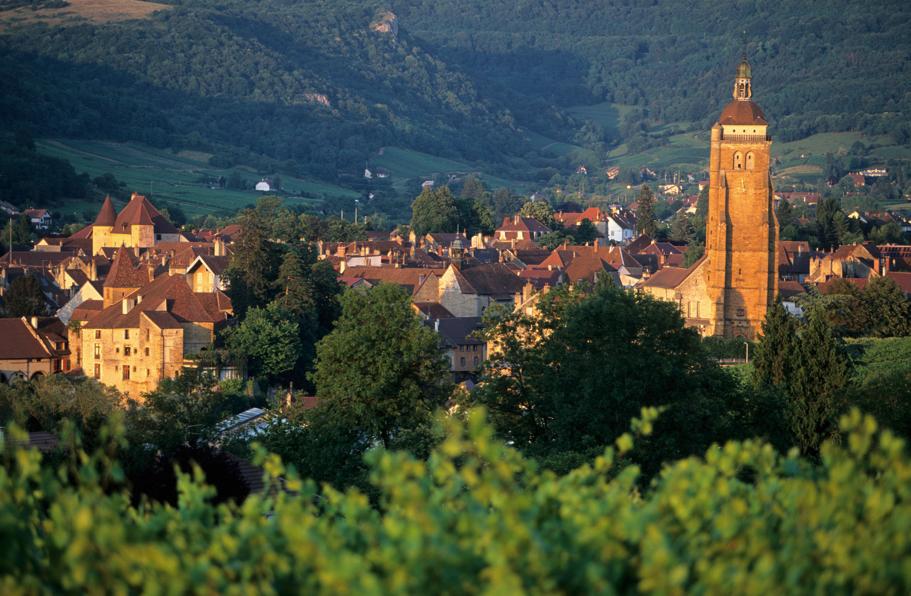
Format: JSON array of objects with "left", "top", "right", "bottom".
[
  {"left": 74, "top": 274, "right": 232, "bottom": 398},
  {"left": 90, "top": 194, "right": 182, "bottom": 256},
  {"left": 413, "top": 263, "right": 525, "bottom": 317},
  {"left": 186, "top": 255, "right": 230, "bottom": 293},
  {"left": 428, "top": 316, "right": 486, "bottom": 381},
  {"left": 806, "top": 243, "right": 881, "bottom": 283},
  {"left": 494, "top": 216, "right": 549, "bottom": 242}
]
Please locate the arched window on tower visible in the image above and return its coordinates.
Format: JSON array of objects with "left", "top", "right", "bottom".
[
  {"left": 746, "top": 152, "right": 755, "bottom": 170},
  {"left": 733, "top": 152, "right": 743, "bottom": 170}
]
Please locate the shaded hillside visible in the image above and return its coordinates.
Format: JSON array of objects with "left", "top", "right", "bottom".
[
  {"left": 395, "top": 0, "right": 911, "bottom": 142},
  {"left": 0, "top": 0, "right": 908, "bottom": 207},
  {"left": 0, "top": 0, "right": 569, "bottom": 184}
]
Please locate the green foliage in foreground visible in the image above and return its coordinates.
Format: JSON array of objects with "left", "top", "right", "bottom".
[{"left": 1, "top": 408, "right": 909, "bottom": 593}]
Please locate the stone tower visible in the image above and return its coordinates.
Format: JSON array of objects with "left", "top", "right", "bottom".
[{"left": 704, "top": 56, "right": 779, "bottom": 339}]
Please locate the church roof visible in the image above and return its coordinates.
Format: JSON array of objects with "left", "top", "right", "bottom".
[
  {"left": 719, "top": 100, "right": 767, "bottom": 126},
  {"left": 94, "top": 196, "right": 117, "bottom": 227}
]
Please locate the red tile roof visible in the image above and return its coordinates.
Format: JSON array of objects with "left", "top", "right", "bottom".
[
  {"left": 563, "top": 253, "right": 618, "bottom": 284},
  {"left": 112, "top": 193, "right": 179, "bottom": 234},
  {"left": 68, "top": 224, "right": 94, "bottom": 240},
  {"left": 639, "top": 257, "right": 705, "bottom": 289},
  {"left": 496, "top": 216, "right": 550, "bottom": 234},
  {"left": 94, "top": 196, "right": 117, "bottom": 226},
  {"left": 71, "top": 300, "right": 103, "bottom": 322},
  {"left": 104, "top": 247, "right": 152, "bottom": 289},
  {"left": 887, "top": 272, "right": 911, "bottom": 296},
  {"left": 84, "top": 274, "right": 232, "bottom": 329},
  {"left": 453, "top": 263, "right": 525, "bottom": 296},
  {"left": 779, "top": 280, "right": 807, "bottom": 299},
  {"left": 0, "top": 317, "right": 63, "bottom": 360},
  {"left": 343, "top": 266, "right": 444, "bottom": 293},
  {"left": 719, "top": 100, "right": 767, "bottom": 125}
]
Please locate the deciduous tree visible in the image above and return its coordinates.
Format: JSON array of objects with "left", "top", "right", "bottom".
[
  {"left": 225, "top": 303, "right": 301, "bottom": 382},
  {"left": 478, "top": 281, "right": 737, "bottom": 475},
  {"left": 310, "top": 283, "right": 452, "bottom": 448},
  {"left": 410, "top": 186, "right": 458, "bottom": 235},
  {"left": 518, "top": 199, "right": 554, "bottom": 227}
]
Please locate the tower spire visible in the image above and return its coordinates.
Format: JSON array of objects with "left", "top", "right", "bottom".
[{"left": 733, "top": 54, "right": 752, "bottom": 101}]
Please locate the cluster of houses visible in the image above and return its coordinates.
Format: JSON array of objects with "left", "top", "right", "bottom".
[
  {"left": 2, "top": 191, "right": 911, "bottom": 396},
  {"left": 1, "top": 194, "right": 235, "bottom": 395}
]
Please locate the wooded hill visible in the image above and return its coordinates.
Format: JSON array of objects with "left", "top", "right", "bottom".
[{"left": 0, "top": 0, "right": 908, "bottom": 208}]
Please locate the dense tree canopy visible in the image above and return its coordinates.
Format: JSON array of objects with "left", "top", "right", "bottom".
[
  {"left": 310, "top": 283, "right": 452, "bottom": 448},
  {"left": 478, "top": 281, "right": 739, "bottom": 474},
  {"left": 4, "top": 274, "right": 46, "bottom": 317},
  {"left": 410, "top": 186, "right": 459, "bottom": 236}
]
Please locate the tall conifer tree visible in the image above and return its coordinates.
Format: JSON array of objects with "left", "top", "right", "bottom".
[{"left": 635, "top": 185, "right": 658, "bottom": 238}]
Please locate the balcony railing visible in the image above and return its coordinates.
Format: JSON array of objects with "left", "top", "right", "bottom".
[{"left": 721, "top": 133, "right": 769, "bottom": 143}]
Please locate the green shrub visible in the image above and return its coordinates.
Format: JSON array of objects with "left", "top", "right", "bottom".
[{"left": 0, "top": 407, "right": 909, "bottom": 593}]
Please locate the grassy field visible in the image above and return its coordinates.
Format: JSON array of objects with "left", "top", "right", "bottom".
[
  {"left": 0, "top": 0, "right": 168, "bottom": 29},
  {"left": 565, "top": 102, "right": 635, "bottom": 138},
  {"left": 372, "top": 146, "right": 529, "bottom": 192},
  {"left": 37, "top": 139, "right": 358, "bottom": 218},
  {"left": 609, "top": 131, "right": 709, "bottom": 172}
]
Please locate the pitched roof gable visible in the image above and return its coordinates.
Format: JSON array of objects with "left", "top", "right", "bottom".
[
  {"left": 85, "top": 274, "right": 232, "bottom": 329},
  {"left": 104, "top": 247, "right": 151, "bottom": 289},
  {"left": 454, "top": 263, "right": 525, "bottom": 296},
  {"left": 112, "top": 193, "right": 179, "bottom": 235},
  {"left": 0, "top": 318, "right": 50, "bottom": 359}
]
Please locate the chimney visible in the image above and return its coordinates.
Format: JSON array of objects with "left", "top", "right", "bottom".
[
  {"left": 30, "top": 316, "right": 38, "bottom": 329},
  {"left": 122, "top": 298, "right": 131, "bottom": 314},
  {"left": 594, "top": 239, "right": 600, "bottom": 250},
  {"left": 434, "top": 319, "right": 440, "bottom": 332},
  {"left": 513, "top": 215, "right": 519, "bottom": 225}
]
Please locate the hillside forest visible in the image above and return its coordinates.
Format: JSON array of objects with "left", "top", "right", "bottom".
[{"left": 0, "top": 0, "right": 908, "bottom": 219}]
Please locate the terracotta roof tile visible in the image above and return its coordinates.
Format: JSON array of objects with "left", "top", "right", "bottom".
[
  {"left": 94, "top": 196, "right": 117, "bottom": 226},
  {"left": 112, "top": 193, "right": 179, "bottom": 235},
  {"left": 719, "top": 100, "right": 767, "bottom": 125},
  {"left": 85, "top": 275, "right": 232, "bottom": 329},
  {"left": 104, "top": 247, "right": 152, "bottom": 289},
  {"left": 455, "top": 263, "right": 525, "bottom": 296},
  {"left": 0, "top": 317, "right": 57, "bottom": 359}
]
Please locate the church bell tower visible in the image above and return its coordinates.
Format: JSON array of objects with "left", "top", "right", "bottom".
[{"left": 704, "top": 56, "right": 779, "bottom": 339}]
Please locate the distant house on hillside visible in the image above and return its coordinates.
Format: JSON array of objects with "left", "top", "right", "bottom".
[
  {"left": 255, "top": 179, "right": 271, "bottom": 192},
  {"left": 23, "top": 208, "right": 51, "bottom": 230}
]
